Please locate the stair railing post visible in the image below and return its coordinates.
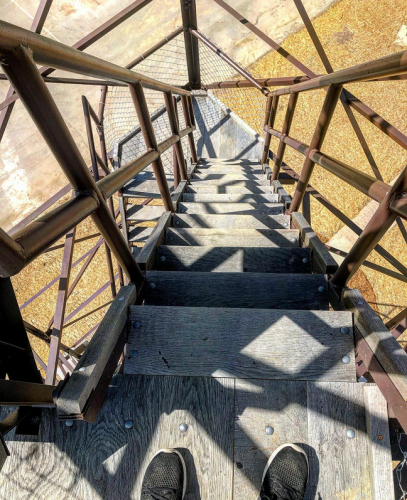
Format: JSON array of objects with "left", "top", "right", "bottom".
[
  {"left": 181, "top": 94, "right": 198, "bottom": 164},
  {"left": 271, "top": 92, "right": 299, "bottom": 181},
  {"left": 289, "top": 84, "right": 343, "bottom": 213},
  {"left": 164, "top": 91, "right": 188, "bottom": 180},
  {"left": 1, "top": 44, "right": 144, "bottom": 284},
  {"left": 180, "top": 0, "right": 201, "bottom": 89},
  {"left": 172, "top": 96, "right": 181, "bottom": 189},
  {"left": 261, "top": 95, "right": 280, "bottom": 167},
  {"left": 128, "top": 82, "right": 174, "bottom": 211}
]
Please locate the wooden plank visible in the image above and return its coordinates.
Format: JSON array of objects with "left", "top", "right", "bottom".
[
  {"left": 165, "top": 228, "right": 300, "bottom": 247},
  {"left": 144, "top": 271, "right": 329, "bottom": 309},
  {"left": 136, "top": 212, "right": 172, "bottom": 271},
  {"left": 126, "top": 306, "right": 355, "bottom": 381},
  {"left": 56, "top": 285, "right": 137, "bottom": 419},
  {"left": 195, "top": 167, "right": 265, "bottom": 175},
  {"left": 178, "top": 202, "right": 284, "bottom": 215},
  {"left": 364, "top": 385, "right": 394, "bottom": 499},
  {"left": 187, "top": 184, "right": 273, "bottom": 194},
  {"left": 343, "top": 289, "right": 407, "bottom": 402},
  {"left": 171, "top": 180, "right": 188, "bottom": 210},
  {"left": 173, "top": 213, "right": 290, "bottom": 229},
  {"left": 234, "top": 380, "right": 308, "bottom": 500},
  {"left": 182, "top": 193, "right": 279, "bottom": 203},
  {"left": 123, "top": 179, "right": 174, "bottom": 198},
  {"left": 272, "top": 180, "right": 292, "bottom": 209},
  {"left": 307, "top": 382, "right": 372, "bottom": 499},
  {"left": 291, "top": 212, "right": 338, "bottom": 274},
  {"left": 1, "top": 375, "right": 234, "bottom": 499},
  {"left": 192, "top": 173, "right": 266, "bottom": 181},
  {"left": 156, "top": 246, "right": 312, "bottom": 273},
  {"left": 189, "top": 178, "right": 267, "bottom": 186},
  {"left": 126, "top": 205, "right": 166, "bottom": 222},
  {"left": 128, "top": 226, "right": 154, "bottom": 245}
]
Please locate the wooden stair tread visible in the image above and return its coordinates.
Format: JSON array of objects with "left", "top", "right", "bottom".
[
  {"left": 126, "top": 205, "right": 166, "bottom": 222},
  {"left": 182, "top": 193, "right": 279, "bottom": 203},
  {"left": 195, "top": 167, "right": 265, "bottom": 175},
  {"left": 191, "top": 173, "right": 266, "bottom": 181},
  {"left": 144, "top": 271, "right": 329, "bottom": 309},
  {"left": 186, "top": 184, "right": 273, "bottom": 194},
  {"left": 156, "top": 246, "right": 312, "bottom": 273},
  {"left": 189, "top": 178, "right": 268, "bottom": 186},
  {"left": 178, "top": 202, "right": 284, "bottom": 215},
  {"left": 126, "top": 306, "right": 355, "bottom": 381},
  {"left": 173, "top": 213, "right": 290, "bottom": 229},
  {"left": 123, "top": 179, "right": 174, "bottom": 198},
  {"left": 128, "top": 226, "right": 154, "bottom": 244},
  {"left": 165, "top": 228, "right": 300, "bottom": 247}
]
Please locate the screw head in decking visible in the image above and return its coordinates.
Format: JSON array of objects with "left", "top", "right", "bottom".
[
  {"left": 65, "top": 420, "right": 73, "bottom": 427},
  {"left": 340, "top": 327, "right": 349, "bottom": 334},
  {"left": 347, "top": 429, "right": 355, "bottom": 439},
  {"left": 318, "top": 286, "right": 325, "bottom": 292},
  {"left": 179, "top": 423, "right": 188, "bottom": 432},
  {"left": 265, "top": 426, "right": 274, "bottom": 435},
  {"left": 342, "top": 355, "right": 351, "bottom": 364},
  {"left": 125, "top": 420, "right": 133, "bottom": 429}
]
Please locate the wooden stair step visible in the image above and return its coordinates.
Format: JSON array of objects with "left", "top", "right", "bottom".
[
  {"left": 178, "top": 202, "right": 284, "bottom": 215},
  {"left": 189, "top": 177, "right": 267, "bottom": 186},
  {"left": 199, "top": 158, "right": 260, "bottom": 165},
  {"left": 165, "top": 228, "right": 300, "bottom": 247},
  {"left": 126, "top": 205, "right": 166, "bottom": 222},
  {"left": 192, "top": 173, "right": 266, "bottom": 181},
  {"left": 128, "top": 226, "right": 154, "bottom": 245},
  {"left": 123, "top": 171, "right": 174, "bottom": 198},
  {"left": 126, "top": 306, "right": 355, "bottom": 381},
  {"left": 186, "top": 184, "right": 273, "bottom": 194},
  {"left": 182, "top": 193, "right": 279, "bottom": 203},
  {"left": 156, "top": 246, "right": 311, "bottom": 273},
  {"left": 195, "top": 167, "right": 265, "bottom": 175},
  {"left": 173, "top": 213, "right": 290, "bottom": 229},
  {"left": 144, "top": 271, "right": 329, "bottom": 309}
]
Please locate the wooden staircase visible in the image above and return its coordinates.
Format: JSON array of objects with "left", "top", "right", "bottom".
[{"left": 119, "top": 158, "right": 393, "bottom": 499}]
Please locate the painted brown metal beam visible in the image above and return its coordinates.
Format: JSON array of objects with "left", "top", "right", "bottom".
[
  {"left": 181, "top": 0, "right": 201, "bottom": 89},
  {"left": 205, "top": 76, "right": 311, "bottom": 89}
]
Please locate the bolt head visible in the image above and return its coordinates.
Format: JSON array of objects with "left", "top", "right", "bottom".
[
  {"left": 358, "top": 301, "right": 364, "bottom": 305},
  {"left": 125, "top": 420, "right": 133, "bottom": 429},
  {"left": 265, "top": 426, "right": 274, "bottom": 435},
  {"left": 160, "top": 256, "right": 166, "bottom": 262},
  {"left": 118, "top": 297, "right": 124, "bottom": 301},
  {"left": 130, "top": 350, "right": 138, "bottom": 358},
  {"left": 79, "top": 367, "right": 86, "bottom": 372},
  {"left": 340, "top": 327, "right": 349, "bottom": 334},
  {"left": 302, "top": 258, "right": 308, "bottom": 264},
  {"left": 358, "top": 376, "right": 367, "bottom": 383},
  {"left": 179, "top": 423, "right": 188, "bottom": 433},
  {"left": 347, "top": 429, "right": 355, "bottom": 439},
  {"left": 133, "top": 321, "right": 141, "bottom": 329},
  {"left": 318, "top": 286, "right": 325, "bottom": 293},
  {"left": 176, "top": 221, "right": 180, "bottom": 225},
  {"left": 291, "top": 237, "right": 297, "bottom": 243},
  {"left": 283, "top": 222, "right": 288, "bottom": 227},
  {"left": 65, "top": 419, "right": 73, "bottom": 427},
  {"left": 150, "top": 283, "right": 156, "bottom": 289},
  {"left": 342, "top": 355, "right": 351, "bottom": 364},
  {"left": 180, "top": 209, "right": 185, "bottom": 213}
]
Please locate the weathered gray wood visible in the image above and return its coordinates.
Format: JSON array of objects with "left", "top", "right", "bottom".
[
  {"left": 126, "top": 306, "right": 355, "bottom": 381},
  {"left": 166, "top": 228, "right": 300, "bottom": 247},
  {"left": 178, "top": 202, "right": 284, "bottom": 215},
  {"left": 56, "top": 285, "right": 137, "bottom": 418},
  {"left": 272, "top": 180, "right": 292, "bottom": 209},
  {"left": 171, "top": 180, "right": 188, "bottom": 210},
  {"left": 156, "top": 246, "right": 312, "bottom": 273},
  {"left": 192, "top": 173, "right": 266, "bottom": 181},
  {"left": 136, "top": 212, "right": 172, "bottom": 271},
  {"left": 187, "top": 184, "right": 273, "bottom": 194},
  {"left": 234, "top": 380, "right": 308, "bottom": 500},
  {"left": 195, "top": 167, "right": 264, "bottom": 175},
  {"left": 292, "top": 212, "right": 338, "bottom": 274},
  {"left": 123, "top": 179, "right": 174, "bottom": 198},
  {"left": 189, "top": 177, "right": 267, "bottom": 186},
  {"left": 128, "top": 226, "right": 154, "bottom": 245},
  {"left": 182, "top": 193, "right": 279, "bottom": 203},
  {"left": 343, "top": 288, "right": 407, "bottom": 401},
  {"left": 307, "top": 382, "right": 372, "bottom": 499},
  {"left": 127, "top": 205, "right": 166, "bottom": 222},
  {"left": 144, "top": 271, "right": 329, "bottom": 309},
  {"left": 173, "top": 213, "right": 290, "bottom": 229},
  {"left": 2, "top": 375, "right": 234, "bottom": 500},
  {"left": 364, "top": 385, "right": 394, "bottom": 499},
  {"left": 199, "top": 158, "right": 260, "bottom": 165}
]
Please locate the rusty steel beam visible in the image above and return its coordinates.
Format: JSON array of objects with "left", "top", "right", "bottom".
[
  {"left": 191, "top": 29, "right": 268, "bottom": 95},
  {"left": 205, "top": 76, "right": 311, "bottom": 89},
  {"left": 181, "top": 95, "right": 198, "bottom": 164},
  {"left": 129, "top": 82, "right": 174, "bottom": 211},
  {"left": 173, "top": 96, "right": 181, "bottom": 188},
  {"left": 261, "top": 95, "right": 279, "bottom": 166},
  {"left": 1, "top": 45, "right": 143, "bottom": 284},
  {"left": 126, "top": 26, "right": 184, "bottom": 70},
  {"left": 0, "top": 73, "right": 127, "bottom": 87},
  {"left": 164, "top": 91, "right": 188, "bottom": 180},
  {"left": 289, "top": 84, "right": 343, "bottom": 212},
  {"left": 45, "top": 228, "right": 76, "bottom": 385},
  {"left": 386, "top": 307, "right": 407, "bottom": 331},
  {"left": 181, "top": 0, "right": 201, "bottom": 89}
]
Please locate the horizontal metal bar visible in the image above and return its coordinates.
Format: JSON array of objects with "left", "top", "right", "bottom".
[
  {"left": 157, "top": 134, "right": 179, "bottom": 155},
  {"left": 205, "top": 76, "right": 311, "bottom": 89},
  {"left": 0, "top": 380, "right": 56, "bottom": 406},
  {"left": 126, "top": 26, "right": 184, "bottom": 69},
  {"left": 0, "top": 73, "right": 127, "bottom": 87},
  {"left": 271, "top": 50, "right": 407, "bottom": 96},
  {"left": 264, "top": 125, "right": 391, "bottom": 204},
  {"left": 0, "top": 21, "right": 190, "bottom": 96},
  {"left": 390, "top": 194, "right": 407, "bottom": 220},
  {"left": 179, "top": 125, "right": 194, "bottom": 138}
]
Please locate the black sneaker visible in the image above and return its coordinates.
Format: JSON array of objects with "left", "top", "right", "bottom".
[
  {"left": 140, "top": 449, "right": 187, "bottom": 500},
  {"left": 260, "top": 443, "right": 308, "bottom": 500}
]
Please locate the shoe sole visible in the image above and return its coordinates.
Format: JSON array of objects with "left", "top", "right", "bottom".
[
  {"left": 154, "top": 448, "right": 187, "bottom": 499},
  {"left": 261, "top": 443, "right": 309, "bottom": 483}
]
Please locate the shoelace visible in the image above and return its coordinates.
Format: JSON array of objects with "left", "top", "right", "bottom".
[{"left": 144, "top": 486, "right": 178, "bottom": 500}]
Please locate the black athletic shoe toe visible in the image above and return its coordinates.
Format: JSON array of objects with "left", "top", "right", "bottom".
[
  {"left": 260, "top": 444, "right": 308, "bottom": 500},
  {"left": 140, "top": 449, "right": 186, "bottom": 500}
]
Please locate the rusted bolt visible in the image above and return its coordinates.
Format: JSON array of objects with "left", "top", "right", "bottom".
[{"left": 378, "top": 435, "right": 383, "bottom": 440}]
